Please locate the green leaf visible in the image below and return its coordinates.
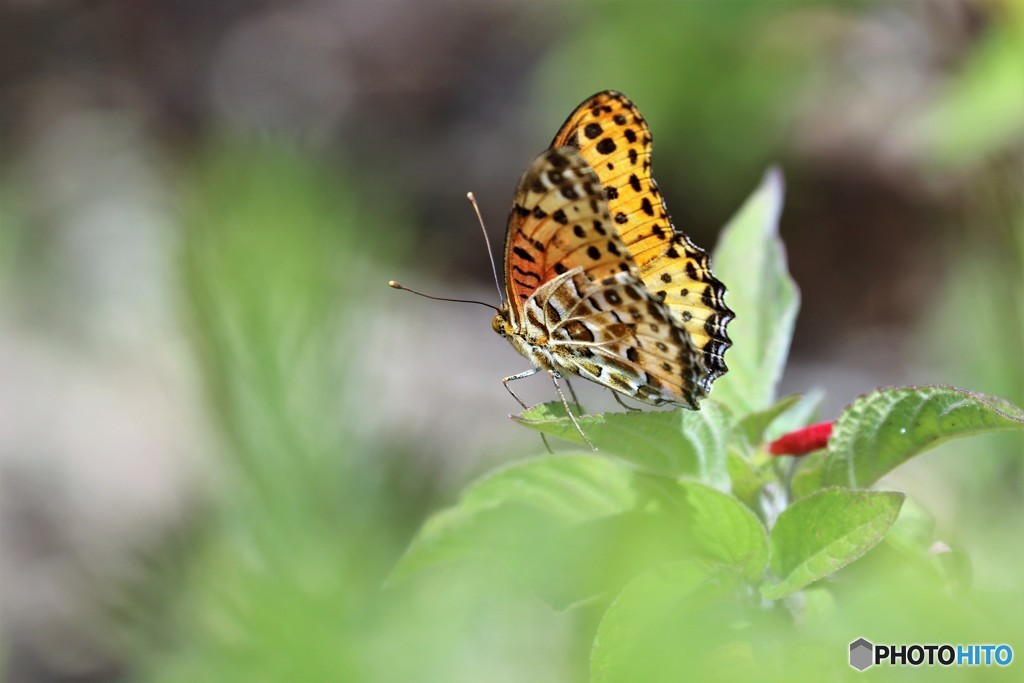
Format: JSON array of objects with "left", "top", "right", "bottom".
[
  {"left": 734, "top": 394, "right": 802, "bottom": 450},
  {"left": 390, "top": 455, "right": 639, "bottom": 584},
  {"left": 725, "top": 450, "right": 770, "bottom": 508},
  {"left": 590, "top": 561, "right": 716, "bottom": 683},
  {"left": 820, "top": 386, "right": 1024, "bottom": 489},
  {"left": 392, "top": 454, "right": 768, "bottom": 608},
  {"left": 762, "top": 488, "right": 904, "bottom": 600},
  {"left": 790, "top": 450, "right": 827, "bottom": 499},
  {"left": 391, "top": 455, "right": 747, "bottom": 607},
  {"left": 729, "top": 394, "right": 824, "bottom": 507},
  {"left": 516, "top": 401, "right": 732, "bottom": 488},
  {"left": 709, "top": 168, "right": 799, "bottom": 415},
  {"left": 677, "top": 481, "right": 768, "bottom": 581}
]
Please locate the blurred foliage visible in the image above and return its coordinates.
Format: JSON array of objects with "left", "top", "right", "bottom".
[
  {"left": 0, "top": 185, "right": 17, "bottom": 288},
  {"left": 916, "top": 0, "right": 1024, "bottom": 168},
  {"left": 113, "top": 143, "right": 398, "bottom": 681},
  {"left": 916, "top": 0, "right": 1023, "bottom": 400},
  {"left": 109, "top": 142, "right": 576, "bottom": 682}
]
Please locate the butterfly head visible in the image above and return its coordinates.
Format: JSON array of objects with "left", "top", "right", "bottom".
[{"left": 491, "top": 308, "right": 511, "bottom": 338}]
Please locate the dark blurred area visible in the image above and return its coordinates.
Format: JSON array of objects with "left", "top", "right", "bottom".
[{"left": 1, "top": 1, "right": 1021, "bottom": 681}]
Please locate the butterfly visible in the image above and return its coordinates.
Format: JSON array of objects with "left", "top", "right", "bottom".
[{"left": 491, "top": 91, "right": 733, "bottom": 434}]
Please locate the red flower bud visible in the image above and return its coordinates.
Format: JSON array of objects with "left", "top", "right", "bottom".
[{"left": 767, "top": 421, "right": 834, "bottom": 456}]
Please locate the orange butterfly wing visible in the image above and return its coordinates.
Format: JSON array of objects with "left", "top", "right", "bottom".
[
  {"left": 551, "top": 91, "right": 733, "bottom": 392},
  {"left": 502, "top": 146, "right": 637, "bottom": 327}
]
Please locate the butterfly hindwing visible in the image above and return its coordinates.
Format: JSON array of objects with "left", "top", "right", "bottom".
[
  {"left": 523, "top": 268, "right": 705, "bottom": 407},
  {"left": 551, "top": 91, "right": 733, "bottom": 391}
]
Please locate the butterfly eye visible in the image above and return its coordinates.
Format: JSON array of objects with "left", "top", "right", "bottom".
[{"left": 491, "top": 312, "right": 506, "bottom": 337}]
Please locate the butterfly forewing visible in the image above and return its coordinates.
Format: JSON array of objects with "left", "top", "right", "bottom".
[
  {"left": 551, "top": 91, "right": 733, "bottom": 392},
  {"left": 503, "top": 147, "right": 637, "bottom": 326}
]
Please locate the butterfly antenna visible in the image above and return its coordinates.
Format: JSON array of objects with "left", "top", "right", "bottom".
[
  {"left": 387, "top": 281, "right": 500, "bottom": 313},
  {"left": 466, "top": 192, "right": 505, "bottom": 308}
]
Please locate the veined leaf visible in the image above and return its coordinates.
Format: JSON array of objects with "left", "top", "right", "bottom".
[
  {"left": 762, "top": 488, "right": 904, "bottom": 600},
  {"left": 820, "top": 385, "right": 1024, "bottom": 488},
  {"left": 516, "top": 401, "right": 732, "bottom": 488},
  {"left": 709, "top": 168, "right": 799, "bottom": 415}
]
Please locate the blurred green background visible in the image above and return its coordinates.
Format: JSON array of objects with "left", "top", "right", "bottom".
[{"left": 1, "top": 0, "right": 1021, "bottom": 681}]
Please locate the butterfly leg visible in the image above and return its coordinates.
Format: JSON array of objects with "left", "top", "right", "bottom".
[
  {"left": 562, "top": 377, "right": 585, "bottom": 414},
  {"left": 502, "top": 368, "right": 554, "bottom": 454},
  {"left": 549, "top": 371, "right": 597, "bottom": 452},
  {"left": 502, "top": 367, "right": 541, "bottom": 410},
  {"left": 611, "top": 390, "right": 642, "bottom": 412}
]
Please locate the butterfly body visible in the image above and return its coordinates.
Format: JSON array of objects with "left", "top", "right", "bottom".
[{"left": 492, "top": 91, "right": 733, "bottom": 413}]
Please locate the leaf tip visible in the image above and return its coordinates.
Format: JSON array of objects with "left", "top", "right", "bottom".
[{"left": 764, "top": 165, "right": 785, "bottom": 194}]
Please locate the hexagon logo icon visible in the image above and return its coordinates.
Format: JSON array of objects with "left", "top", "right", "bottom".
[{"left": 850, "top": 638, "right": 874, "bottom": 671}]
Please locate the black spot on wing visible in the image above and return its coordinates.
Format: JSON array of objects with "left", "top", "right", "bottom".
[
  {"left": 547, "top": 149, "right": 571, "bottom": 168},
  {"left": 512, "top": 246, "right": 536, "bottom": 263},
  {"left": 545, "top": 301, "right": 562, "bottom": 323},
  {"left": 512, "top": 265, "right": 540, "bottom": 282}
]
